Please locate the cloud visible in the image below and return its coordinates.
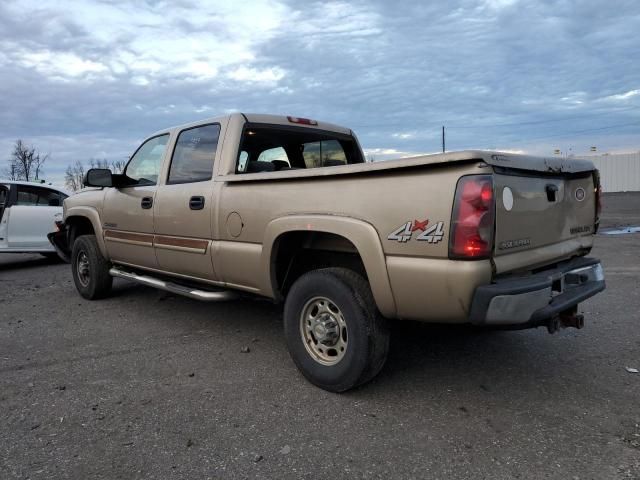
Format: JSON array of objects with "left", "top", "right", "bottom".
[
  {"left": 0, "top": 0, "right": 639, "bottom": 187},
  {"left": 604, "top": 89, "right": 640, "bottom": 101}
]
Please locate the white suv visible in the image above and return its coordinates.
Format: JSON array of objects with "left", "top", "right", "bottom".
[{"left": 0, "top": 181, "right": 70, "bottom": 257}]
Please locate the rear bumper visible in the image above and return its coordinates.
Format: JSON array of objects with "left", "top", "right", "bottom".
[{"left": 469, "top": 257, "right": 605, "bottom": 326}]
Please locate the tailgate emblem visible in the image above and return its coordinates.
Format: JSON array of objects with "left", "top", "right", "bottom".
[{"left": 575, "top": 187, "right": 586, "bottom": 201}]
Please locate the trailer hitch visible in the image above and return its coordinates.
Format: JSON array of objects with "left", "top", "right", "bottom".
[{"left": 547, "top": 307, "right": 585, "bottom": 334}]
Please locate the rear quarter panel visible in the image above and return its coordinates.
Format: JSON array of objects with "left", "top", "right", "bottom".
[{"left": 216, "top": 161, "right": 489, "bottom": 320}]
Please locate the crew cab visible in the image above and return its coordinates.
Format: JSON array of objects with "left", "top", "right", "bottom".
[
  {"left": 50, "top": 113, "right": 605, "bottom": 391},
  {"left": 0, "top": 180, "right": 69, "bottom": 257}
]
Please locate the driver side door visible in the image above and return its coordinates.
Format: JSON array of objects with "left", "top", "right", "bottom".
[{"left": 102, "top": 134, "right": 170, "bottom": 270}]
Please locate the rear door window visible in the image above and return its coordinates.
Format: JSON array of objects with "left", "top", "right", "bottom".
[
  {"left": 15, "top": 186, "right": 66, "bottom": 206},
  {"left": 168, "top": 124, "right": 221, "bottom": 184}
]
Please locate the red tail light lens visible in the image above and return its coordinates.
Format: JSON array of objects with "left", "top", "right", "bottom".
[
  {"left": 594, "top": 170, "right": 602, "bottom": 218},
  {"left": 449, "top": 175, "right": 495, "bottom": 259}
]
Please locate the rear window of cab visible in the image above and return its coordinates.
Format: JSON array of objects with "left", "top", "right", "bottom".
[{"left": 237, "top": 125, "right": 363, "bottom": 173}]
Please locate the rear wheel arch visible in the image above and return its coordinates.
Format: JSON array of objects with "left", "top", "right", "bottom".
[{"left": 262, "top": 216, "right": 397, "bottom": 318}]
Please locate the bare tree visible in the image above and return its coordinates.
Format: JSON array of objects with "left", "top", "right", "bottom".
[
  {"left": 5, "top": 162, "right": 18, "bottom": 180},
  {"left": 89, "top": 158, "right": 110, "bottom": 169},
  {"left": 4, "top": 140, "right": 48, "bottom": 181},
  {"left": 111, "top": 159, "right": 126, "bottom": 173},
  {"left": 64, "top": 160, "right": 86, "bottom": 192},
  {"left": 63, "top": 157, "right": 127, "bottom": 192}
]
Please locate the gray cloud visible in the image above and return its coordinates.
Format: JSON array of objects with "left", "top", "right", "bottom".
[{"left": 1, "top": 0, "right": 639, "bottom": 185}]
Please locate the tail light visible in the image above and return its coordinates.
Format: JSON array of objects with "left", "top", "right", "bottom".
[{"left": 449, "top": 175, "right": 495, "bottom": 259}]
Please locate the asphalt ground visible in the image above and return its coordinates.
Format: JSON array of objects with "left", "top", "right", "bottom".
[{"left": 1, "top": 193, "right": 639, "bottom": 479}]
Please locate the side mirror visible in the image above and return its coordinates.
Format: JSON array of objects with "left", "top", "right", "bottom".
[{"left": 84, "top": 168, "right": 113, "bottom": 188}]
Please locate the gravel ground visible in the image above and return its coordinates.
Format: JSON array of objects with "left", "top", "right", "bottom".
[{"left": 0, "top": 193, "right": 639, "bottom": 479}]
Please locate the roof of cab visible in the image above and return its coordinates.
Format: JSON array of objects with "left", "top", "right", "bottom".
[{"left": 149, "top": 112, "right": 353, "bottom": 138}]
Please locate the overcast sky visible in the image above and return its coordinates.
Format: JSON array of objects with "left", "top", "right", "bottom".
[{"left": 1, "top": 0, "right": 639, "bottom": 185}]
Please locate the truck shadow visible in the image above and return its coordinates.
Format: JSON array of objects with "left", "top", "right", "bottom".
[
  {"left": 105, "top": 281, "right": 578, "bottom": 397},
  {"left": 367, "top": 319, "right": 578, "bottom": 395}
]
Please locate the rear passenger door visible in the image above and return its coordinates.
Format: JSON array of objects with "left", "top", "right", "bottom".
[{"left": 153, "top": 123, "right": 221, "bottom": 280}]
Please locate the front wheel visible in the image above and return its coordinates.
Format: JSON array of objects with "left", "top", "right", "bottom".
[
  {"left": 71, "top": 235, "right": 113, "bottom": 300},
  {"left": 284, "top": 268, "right": 389, "bottom": 392}
]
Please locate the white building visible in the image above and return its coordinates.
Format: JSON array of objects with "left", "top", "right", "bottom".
[{"left": 577, "top": 152, "right": 640, "bottom": 192}]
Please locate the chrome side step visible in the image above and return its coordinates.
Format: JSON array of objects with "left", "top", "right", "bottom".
[{"left": 109, "top": 267, "right": 238, "bottom": 302}]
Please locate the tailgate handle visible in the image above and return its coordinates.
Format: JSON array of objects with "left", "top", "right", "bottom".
[{"left": 545, "top": 184, "right": 558, "bottom": 202}]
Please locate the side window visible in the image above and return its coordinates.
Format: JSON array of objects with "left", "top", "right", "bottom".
[
  {"left": 257, "top": 147, "right": 289, "bottom": 165},
  {"left": 168, "top": 124, "right": 220, "bottom": 184},
  {"left": 303, "top": 140, "right": 346, "bottom": 168},
  {"left": 0, "top": 187, "right": 7, "bottom": 206},
  {"left": 125, "top": 134, "right": 169, "bottom": 186},
  {"left": 15, "top": 186, "right": 65, "bottom": 206}
]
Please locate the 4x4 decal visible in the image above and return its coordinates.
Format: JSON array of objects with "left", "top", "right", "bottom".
[{"left": 387, "top": 219, "right": 445, "bottom": 244}]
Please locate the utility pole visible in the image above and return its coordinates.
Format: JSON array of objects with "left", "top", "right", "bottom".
[{"left": 442, "top": 126, "right": 445, "bottom": 153}]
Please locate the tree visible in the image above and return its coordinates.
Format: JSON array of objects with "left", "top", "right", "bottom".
[
  {"left": 4, "top": 140, "right": 48, "bottom": 181},
  {"left": 64, "top": 158, "right": 127, "bottom": 192},
  {"left": 89, "top": 158, "right": 110, "bottom": 169},
  {"left": 64, "top": 160, "right": 86, "bottom": 192},
  {"left": 111, "top": 159, "right": 126, "bottom": 173}
]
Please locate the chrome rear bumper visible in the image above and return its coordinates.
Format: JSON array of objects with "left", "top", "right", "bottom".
[{"left": 469, "top": 257, "right": 605, "bottom": 326}]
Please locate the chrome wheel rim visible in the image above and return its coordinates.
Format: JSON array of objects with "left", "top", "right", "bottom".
[
  {"left": 76, "top": 251, "right": 90, "bottom": 287},
  {"left": 300, "top": 296, "right": 348, "bottom": 366}
]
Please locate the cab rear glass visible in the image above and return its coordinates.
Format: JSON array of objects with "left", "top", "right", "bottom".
[{"left": 236, "top": 124, "right": 363, "bottom": 173}]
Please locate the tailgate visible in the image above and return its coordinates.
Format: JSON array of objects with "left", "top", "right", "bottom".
[{"left": 492, "top": 168, "right": 597, "bottom": 273}]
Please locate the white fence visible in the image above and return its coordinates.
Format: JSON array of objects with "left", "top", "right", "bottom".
[{"left": 577, "top": 152, "right": 640, "bottom": 192}]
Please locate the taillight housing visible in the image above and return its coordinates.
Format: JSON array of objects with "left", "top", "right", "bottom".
[{"left": 449, "top": 175, "right": 495, "bottom": 259}]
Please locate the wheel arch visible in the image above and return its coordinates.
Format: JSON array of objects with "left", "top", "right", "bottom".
[
  {"left": 262, "top": 215, "right": 396, "bottom": 318},
  {"left": 65, "top": 206, "right": 107, "bottom": 257}
]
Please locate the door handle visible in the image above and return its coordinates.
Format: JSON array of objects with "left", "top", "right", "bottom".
[
  {"left": 141, "top": 196, "right": 153, "bottom": 209},
  {"left": 189, "top": 196, "right": 205, "bottom": 210},
  {"left": 545, "top": 184, "right": 558, "bottom": 202}
]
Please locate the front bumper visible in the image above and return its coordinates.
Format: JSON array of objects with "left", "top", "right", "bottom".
[
  {"left": 469, "top": 257, "right": 605, "bottom": 327},
  {"left": 47, "top": 222, "right": 71, "bottom": 263}
]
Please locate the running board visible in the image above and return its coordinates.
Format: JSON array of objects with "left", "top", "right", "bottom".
[{"left": 109, "top": 267, "right": 238, "bottom": 302}]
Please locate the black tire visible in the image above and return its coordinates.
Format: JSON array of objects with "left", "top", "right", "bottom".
[
  {"left": 284, "top": 268, "right": 390, "bottom": 392},
  {"left": 71, "top": 234, "right": 113, "bottom": 300}
]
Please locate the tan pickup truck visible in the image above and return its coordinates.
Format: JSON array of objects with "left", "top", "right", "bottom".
[{"left": 50, "top": 113, "right": 606, "bottom": 391}]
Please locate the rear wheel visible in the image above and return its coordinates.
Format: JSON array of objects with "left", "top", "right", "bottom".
[
  {"left": 284, "top": 268, "right": 389, "bottom": 392},
  {"left": 71, "top": 235, "right": 112, "bottom": 300}
]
